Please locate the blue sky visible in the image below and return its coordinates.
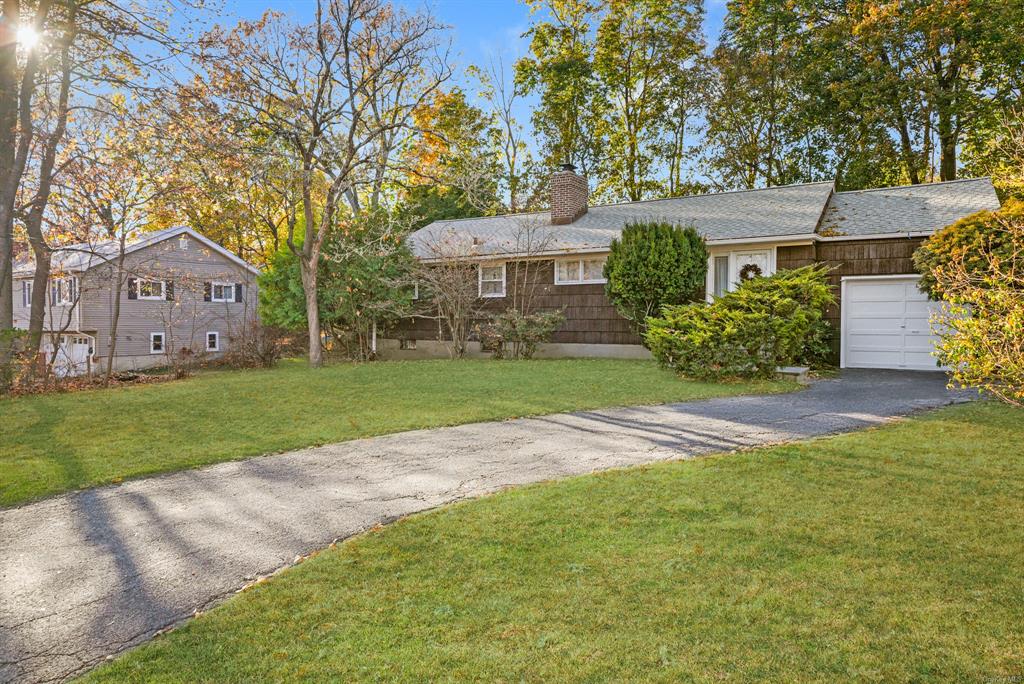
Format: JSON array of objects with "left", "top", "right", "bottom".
[
  {"left": 218, "top": 0, "right": 728, "bottom": 180},
  {"left": 226, "top": 0, "right": 728, "bottom": 112},
  {"left": 232, "top": 0, "right": 728, "bottom": 75}
]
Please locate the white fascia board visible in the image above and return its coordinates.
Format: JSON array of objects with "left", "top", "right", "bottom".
[
  {"left": 815, "top": 231, "right": 934, "bottom": 242},
  {"left": 705, "top": 233, "right": 816, "bottom": 246}
]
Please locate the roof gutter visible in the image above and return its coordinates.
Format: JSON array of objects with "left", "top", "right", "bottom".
[
  {"left": 814, "top": 231, "right": 934, "bottom": 242},
  {"left": 415, "top": 229, "right": 937, "bottom": 262}
]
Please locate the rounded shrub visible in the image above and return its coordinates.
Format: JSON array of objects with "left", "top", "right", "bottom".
[
  {"left": 604, "top": 221, "right": 708, "bottom": 334},
  {"left": 645, "top": 265, "right": 836, "bottom": 380}
]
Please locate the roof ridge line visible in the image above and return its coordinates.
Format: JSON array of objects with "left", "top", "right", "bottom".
[
  {"left": 586, "top": 180, "right": 835, "bottom": 210},
  {"left": 835, "top": 177, "right": 993, "bottom": 195}
]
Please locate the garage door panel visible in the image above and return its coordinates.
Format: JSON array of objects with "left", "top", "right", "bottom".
[
  {"left": 843, "top": 276, "right": 947, "bottom": 371},
  {"left": 845, "top": 300, "right": 907, "bottom": 317},
  {"left": 847, "top": 327, "right": 903, "bottom": 346},
  {"left": 904, "top": 299, "right": 938, "bottom": 317},
  {"left": 903, "top": 350, "right": 942, "bottom": 369},
  {"left": 902, "top": 284, "right": 930, "bottom": 301},
  {"left": 849, "top": 281, "right": 911, "bottom": 299},
  {"left": 847, "top": 348, "right": 907, "bottom": 367}
]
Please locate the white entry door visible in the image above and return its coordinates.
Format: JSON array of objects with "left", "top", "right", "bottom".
[
  {"left": 841, "top": 276, "right": 947, "bottom": 371},
  {"left": 731, "top": 250, "right": 771, "bottom": 283}
]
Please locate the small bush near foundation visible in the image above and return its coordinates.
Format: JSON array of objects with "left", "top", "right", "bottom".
[
  {"left": 645, "top": 265, "right": 835, "bottom": 379},
  {"left": 475, "top": 309, "right": 566, "bottom": 360},
  {"left": 224, "top": 323, "right": 286, "bottom": 369}
]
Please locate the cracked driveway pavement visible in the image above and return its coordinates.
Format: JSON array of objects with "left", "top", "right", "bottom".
[{"left": 1, "top": 369, "right": 968, "bottom": 683}]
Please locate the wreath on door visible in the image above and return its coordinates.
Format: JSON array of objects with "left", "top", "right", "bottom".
[{"left": 738, "top": 262, "right": 763, "bottom": 281}]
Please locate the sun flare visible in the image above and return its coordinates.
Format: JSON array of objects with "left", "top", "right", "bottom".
[{"left": 16, "top": 25, "right": 40, "bottom": 50}]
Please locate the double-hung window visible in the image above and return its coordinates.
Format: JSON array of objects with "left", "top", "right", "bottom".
[
  {"left": 138, "top": 279, "right": 165, "bottom": 300},
  {"left": 206, "top": 331, "right": 220, "bottom": 352},
  {"left": 555, "top": 256, "right": 607, "bottom": 284},
  {"left": 479, "top": 263, "right": 506, "bottom": 298},
  {"left": 50, "top": 277, "right": 77, "bottom": 305},
  {"left": 150, "top": 332, "right": 165, "bottom": 354},
  {"left": 211, "top": 282, "right": 235, "bottom": 303},
  {"left": 21, "top": 281, "right": 32, "bottom": 307}
]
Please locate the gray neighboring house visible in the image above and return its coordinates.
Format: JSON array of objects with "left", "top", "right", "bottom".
[
  {"left": 390, "top": 167, "right": 1000, "bottom": 371},
  {"left": 13, "top": 226, "right": 259, "bottom": 376}
]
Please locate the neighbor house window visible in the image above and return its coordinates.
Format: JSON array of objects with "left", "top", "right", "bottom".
[
  {"left": 21, "top": 281, "right": 32, "bottom": 307},
  {"left": 713, "top": 256, "right": 730, "bottom": 298},
  {"left": 50, "top": 277, "right": 76, "bottom": 305},
  {"left": 479, "top": 263, "right": 506, "bottom": 298},
  {"left": 138, "top": 279, "right": 165, "bottom": 300},
  {"left": 150, "top": 332, "right": 165, "bottom": 354},
  {"left": 211, "top": 282, "right": 235, "bottom": 302},
  {"left": 555, "top": 256, "right": 607, "bottom": 284},
  {"left": 206, "top": 332, "right": 220, "bottom": 352}
]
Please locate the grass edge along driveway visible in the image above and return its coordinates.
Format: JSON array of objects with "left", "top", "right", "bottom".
[
  {"left": 0, "top": 358, "right": 794, "bottom": 508},
  {"left": 84, "top": 401, "right": 1024, "bottom": 683}
]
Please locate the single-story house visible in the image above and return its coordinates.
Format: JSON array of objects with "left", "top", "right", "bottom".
[
  {"left": 385, "top": 166, "right": 1000, "bottom": 371},
  {"left": 13, "top": 226, "right": 259, "bottom": 376}
]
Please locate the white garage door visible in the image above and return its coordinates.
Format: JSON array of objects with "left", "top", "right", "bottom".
[{"left": 841, "top": 276, "right": 947, "bottom": 371}]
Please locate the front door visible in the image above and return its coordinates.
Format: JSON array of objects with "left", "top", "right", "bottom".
[{"left": 732, "top": 250, "right": 770, "bottom": 284}]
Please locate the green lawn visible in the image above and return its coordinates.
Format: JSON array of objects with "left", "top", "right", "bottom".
[
  {"left": 0, "top": 358, "right": 792, "bottom": 508},
  {"left": 84, "top": 401, "right": 1024, "bottom": 683}
]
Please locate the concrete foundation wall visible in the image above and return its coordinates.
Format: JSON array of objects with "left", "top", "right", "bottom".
[{"left": 377, "top": 338, "right": 651, "bottom": 361}]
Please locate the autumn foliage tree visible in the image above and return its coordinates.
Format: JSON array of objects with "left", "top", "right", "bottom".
[
  {"left": 917, "top": 200, "right": 1024, "bottom": 405},
  {"left": 197, "top": 0, "right": 451, "bottom": 367}
]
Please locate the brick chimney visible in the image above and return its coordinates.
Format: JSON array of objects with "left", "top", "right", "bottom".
[{"left": 550, "top": 163, "right": 588, "bottom": 225}]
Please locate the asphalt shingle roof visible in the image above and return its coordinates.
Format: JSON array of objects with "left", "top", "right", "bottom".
[
  {"left": 411, "top": 177, "right": 1001, "bottom": 259},
  {"left": 411, "top": 181, "right": 836, "bottom": 258},
  {"left": 819, "top": 178, "right": 1001, "bottom": 236},
  {"left": 13, "top": 226, "right": 259, "bottom": 277}
]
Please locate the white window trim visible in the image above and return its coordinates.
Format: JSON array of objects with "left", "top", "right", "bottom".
[
  {"left": 705, "top": 247, "right": 777, "bottom": 301},
  {"left": 554, "top": 256, "right": 608, "bottom": 285},
  {"left": 138, "top": 279, "right": 166, "bottom": 301},
  {"left": 149, "top": 332, "right": 165, "bottom": 354},
  {"left": 210, "top": 281, "right": 236, "bottom": 303},
  {"left": 478, "top": 262, "right": 506, "bottom": 298},
  {"left": 21, "top": 280, "right": 32, "bottom": 308},
  {"left": 206, "top": 331, "right": 220, "bottom": 352}
]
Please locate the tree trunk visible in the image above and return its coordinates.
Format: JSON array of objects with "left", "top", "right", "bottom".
[
  {"left": 299, "top": 254, "right": 322, "bottom": 368},
  {"left": 23, "top": 4, "right": 74, "bottom": 357},
  {"left": 104, "top": 246, "right": 126, "bottom": 385},
  {"left": 27, "top": 249, "right": 50, "bottom": 361},
  {"left": 937, "top": 109, "right": 957, "bottom": 181}
]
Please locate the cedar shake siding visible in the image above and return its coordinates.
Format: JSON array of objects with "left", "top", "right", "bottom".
[
  {"left": 399, "top": 177, "right": 999, "bottom": 360},
  {"left": 777, "top": 237, "right": 927, "bottom": 357},
  {"left": 389, "top": 258, "right": 640, "bottom": 347},
  {"left": 394, "top": 236, "right": 929, "bottom": 361}
]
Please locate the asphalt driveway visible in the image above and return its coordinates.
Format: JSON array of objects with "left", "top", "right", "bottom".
[{"left": 0, "top": 369, "right": 968, "bottom": 683}]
